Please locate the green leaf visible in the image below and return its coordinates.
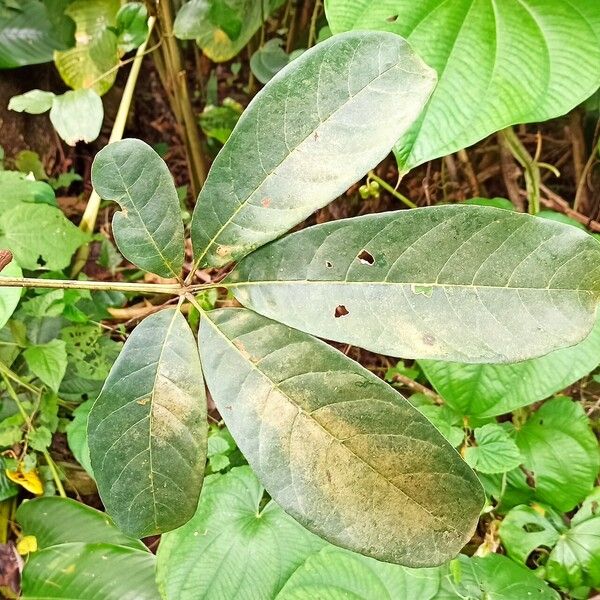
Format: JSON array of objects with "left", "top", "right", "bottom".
[
  {"left": 416, "top": 403, "right": 464, "bottom": 449},
  {"left": 49, "top": 89, "right": 104, "bottom": 146},
  {"left": 420, "top": 317, "right": 600, "bottom": 417},
  {"left": 0, "top": 457, "right": 18, "bottom": 501},
  {"left": 54, "top": 0, "right": 120, "bottom": 95},
  {"left": 250, "top": 39, "right": 302, "bottom": 84},
  {"left": 174, "top": 0, "right": 284, "bottom": 62},
  {"left": 157, "top": 466, "right": 325, "bottom": 599},
  {"left": 8, "top": 90, "right": 55, "bottom": 114},
  {"left": 23, "top": 339, "right": 68, "bottom": 392},
  {"left": 229, "top": 205, "right": 600, "bottom": 363},
  {"left": 464, "top": 424, "right": 522, "bottom": 474},
  {"left": 0, "top": 260, "right": 22, "bottom": 331},
  {"left": 20, "top": 542, "right": 160, "bottom": 600},
  {"left": 92, "top": 139, "right": 186, "bottom": 279},
  {"left": 0, "top": 0, "right": 74, "bottom": 68},
  {"left": 115, "top": 2, "right": 148, "bottom": 53},
  {"left": 191, "top": 30, "right": 436, "bottom": 267},
  {"left": 199, "top": 308, "right": 484, "bottom": 567},
  {"left": 88, "top": 308, "right": 207, "bottom": 537},
  {"left": 66, "top": 398, "right": 93, "bottom": 475},
  {"left": 17, "top": 496, "right": 147, "bottom": 550},
  {"left": 0, "top": 204, "right": 89, "bottom": 270},
  {"left": 0, "top": 170, "right": 56, "bottom": 211},
  {"left": 499, "top": 505, "right": 561, "bottom": 565},
  {"left": 276, "top": 545, "right": 441, "bottom": 599},
  {"left": 325, "top": 0, "right": 600, "bottom": 173},
  {"left": 510, "top": 398, "right": 599, "bottom": 512}
]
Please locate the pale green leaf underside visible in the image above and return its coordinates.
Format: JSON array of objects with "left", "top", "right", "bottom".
[
  {"left": 191, "top": 30, "right": 436, "bottom": 267},
  {"left": 199, "top": 308, "right": 483, "bottom": 567},
  {"left": 92, "top": 139, "right": 185, "bottom": 278},
  {"left": 419, "top": 316, "right": 600, "bottom": 417},
  {"left": 325, "top": 0, "right": 600, "bottom": 172},
  {"left": 88, "top": 308, "right": 207, "bottom": 537},
  {"left": 49, "top": 89, "right": 104, "bottom": 146},
  {"left": 20, "top": 542, "right": 160, "bottom": 600},
  {"left": 229, "top": 205, "right": 600, "bottom": 363},
  {"left": 157, "top": 467, "right": 324, "bottom": 600}
]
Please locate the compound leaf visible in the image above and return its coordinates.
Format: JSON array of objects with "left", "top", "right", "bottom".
[
  {"left": 191, "top": 30, "right": 436, "bottom": 267},
  {"left": 229, "top": 205, "right": 600, "bottom": 363},
  {"left": 88, "top": 308, "right": 207, "bottom": 537},
  {"left": 92, "top": 139, "right": 185, "bottom": 279},
  {"left": 199, "top": 308, "right": 484, "bottom": 567},
  {"left": 325, "top": 0, "right": 600, "bottom": 173}
]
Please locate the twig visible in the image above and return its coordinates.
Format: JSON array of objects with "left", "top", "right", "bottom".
[{"left": 368, "top": 171, "right": 416, "bottom": 209}]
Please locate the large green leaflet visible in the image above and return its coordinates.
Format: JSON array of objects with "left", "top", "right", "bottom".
[
  {"left": 199, "top": 308, "right": 484, "bottom": 567},
  {"left": 88, "top": 308, "right": 207, "bottom": 537},
  {"left": 157, "top": 466, "right": 325, "bottom": 599},
  {"left": 325, "top": 0, "right": 600, "bottom": 173},
  {"left": 191, "top": 30, "right": 436, "bottom": 267},
  {"left": 229, "top": 205, "right": 600, "bottom": 363},
  {"left": 420, "top": 317, "right": 600, "bottom": 417},
  {"left": 92, "top": 139, "right": 185, "bottom": 279}
]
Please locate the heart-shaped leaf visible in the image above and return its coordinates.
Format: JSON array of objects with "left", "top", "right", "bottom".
[
  {"left": 191, "top": 30, "right": 436, "bottom": 267},
  {"left": 88, "top": 308, "right": 207, "bottom": 537},
  {"left": 199, "top": 308, "right": 483, "bottom": 567},
  {"left": 92, "top": 139, "right": 186, "bottom": 279},
  {"left": 228, "top": 205, "right": 600, "bottom": 363},
  {"left": 325, "top": 0, "right": 600, "bottom": 173}
]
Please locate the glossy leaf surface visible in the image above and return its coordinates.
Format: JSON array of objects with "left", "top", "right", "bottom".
[
  {"left": 199, "top": 308, "right": 483, "bottom": 567},
  {"left": 325, "top": 0, "right": 600, "bottom": 173},
  {"left": 92, "top": 139, "right": 185, "bottom": 278},
  {"left": 88, "top": 308, "right": 207, "bottom": 537},
  {"left": 191, "top": 30, "right": 436, "bottom": 267},
  {"left": 229, "top": 205, "right": 600, "bottom": 363},
  {"left": 157, "top": 467, "right": 324, "bottom": 599}
]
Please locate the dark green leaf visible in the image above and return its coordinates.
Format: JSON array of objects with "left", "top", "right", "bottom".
[
  {"left": 115, "top": 2, "right": 148, "bottom": 52},
  {"left": 88, "top": 308, "right": 207, "bottom": 537},
  {"left": 229, "top": 205, "right": 600, "bottom": 363},
  {"left": 199, "top": 308, "right": 484, "bottom": 567},
  {"left": 191, "top": 31, "right": 436, "bottom": 267},
  {"left": 92, "top": 139, "right": 186, "bottom": 278},
  {"left": 66, "top": 398, "right": 93, "bottom": 474}
]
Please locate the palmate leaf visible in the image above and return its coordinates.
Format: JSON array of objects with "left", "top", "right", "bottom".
[
  {"left": 199, "top": 308, "right": 484, "bottom": 567},
  {"left": 191, "top": 30, "right": 436, "bottom": 268},
  {"left": 88, "top": 308, "right": 207, "bottom": 537},
  {"left": 325, "top": 0, "right": 600, "bottom": 173},
  {"left": 228, "top": 205, "right": 600, "bottom": 363},
  {"left": 92, "top": 139, "right": 185, "bottom": 279}
]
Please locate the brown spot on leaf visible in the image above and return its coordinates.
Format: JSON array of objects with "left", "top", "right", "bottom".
[
  {"left": 216, "top": 245, "right": 231, "bottom": 257},
  {"left": 357, "top": 249, "right": 375, "bottom": 265},
  {"left": 325, "top": 261, "right": 333, "bottom": 268},
  {"left": 334, "top": 305, "right": 349, "bottom": 318},
  {"left": 0, "top": 249, "right": 12, "bottom": 272},
  {"left": 137, "top": 398, "right": 150, "bottom": 406},
  {"left": 387, "top": 14, "right": 398, "bottom": 22}
]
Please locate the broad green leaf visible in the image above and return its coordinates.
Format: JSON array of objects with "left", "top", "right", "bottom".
[
  {"left": 23, "top": 339, "right": 67, "bottom": 392},
  {"left": 464, "top": 424, "right": 522, "bottom": 474},
  {"left": 157, "top": 466, "right": 325, "bottom": 600},
  {"left": 250, "top": 39, "right": 303, "bottom": 84},
  {"left": 115, "top": 2, "right": 148, "bottom": 53},
  {"left": 415, "top": 403, "right": 465, "bottom": 449},
  {"left": 199, "top": 308, "right": 484, "bottom": 567},
  {"left": 54, "top": 0, "right": 120, "bottom": 95},
  {"left": 547, "top": 488, "right": 600, "bottom": 590},
  {"left": 229, "top": 205, "right": 600, "bottom": 363},
  {"left": 0, "top": 260, "right": 22, "bottom": 330},
  {"left": 420, "top": 317, "right": 600, "bottom": 417},
  {"left": 499, "top": 505, "right": 562, "bottom": 564},
  {"left": 0, "top": 0, "right": 74, "bottom": 68},
  {"left": 0, "top": 204, "right": 89, "bottom": 270},
  {"left": 0, "top": 171, "right": 56, "bottom": 212},
  {"left": 66, "top": 398, "right": 93, "bottom": 475},
  {"left": 438, "top": 554, "right": 560, "bottom": 600},
  {"left": 20, "top": 542, "right": 160, "bottom": 600},
  {"left": 88, "top": 308, "right": 207, "bottom": 537},
  {"left": 49, "top": 89, "right": 104, "bottom": 146},
  {"left": 17, "top": 496, "right": 147, "bottom": 551},
  {"left": 8, "top": 90, "right": 55, "bottom": 114},
  {"left": 276, "top": 545, "right": 441, "bottom": 599},
  {"left": 174, "top": 0, "right": 284, "bottom": 62},
  {"left": 509, "top": 398, "right": 599, "bottom": 512},
  {"left": 325, "top": 0, "right": 600, "bottom": 173},
  {"left": 92, "top": 139, "right": 185, "bottom": 278},
  {"left": 191, "top": 30, "right": 436, "bottom": 267}
]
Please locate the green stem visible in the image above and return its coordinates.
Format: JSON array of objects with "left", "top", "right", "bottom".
[
  {"left": 368, "top": 171, "right": 417, "bottom": 209},
  {"left": 43, "top": 450, "right": 67, "bottom": 498}
]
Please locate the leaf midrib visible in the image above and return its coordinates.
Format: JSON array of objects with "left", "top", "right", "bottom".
[{"left": 204, "top": 313, "right": 460, "bottom": 533}]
